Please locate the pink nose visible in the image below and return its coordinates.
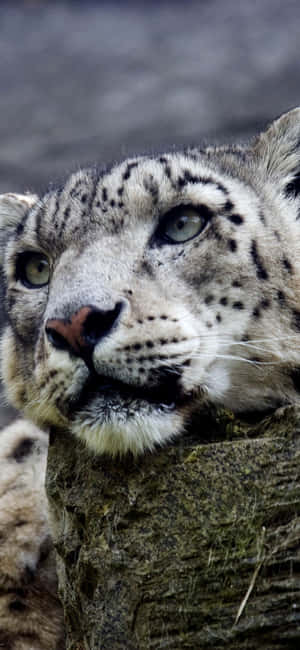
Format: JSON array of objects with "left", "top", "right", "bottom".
[{"left": 45, "top": 302, "right": 123, "bottom": 358}]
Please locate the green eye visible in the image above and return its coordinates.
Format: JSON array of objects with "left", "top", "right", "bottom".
[
  {"left": 158, "top": 204, "right": 210, "bottom": 244},
  {"left": 16, "top": 252, "right": 50, "bottom": 288}
]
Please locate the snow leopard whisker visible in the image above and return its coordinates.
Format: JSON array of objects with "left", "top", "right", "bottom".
[
  {"left": 219, "top": 342, "right": 283, "bottom": 355},
  {"left": 190, "top": 353, "right": 282, "bottom": 366},
  {"left": 187, "top": 337, "right": 281, "bottom": 357}
]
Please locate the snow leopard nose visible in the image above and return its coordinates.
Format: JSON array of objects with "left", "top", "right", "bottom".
[{"left": 45, "top": 302, "right": 124, "bottom": 359}]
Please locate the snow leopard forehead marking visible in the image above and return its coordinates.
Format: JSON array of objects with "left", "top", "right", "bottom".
[{"left": 15, "top": 151, "right": 255, "bottom": 255}]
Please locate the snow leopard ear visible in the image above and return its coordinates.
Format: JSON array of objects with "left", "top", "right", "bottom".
[
  {"left": 252, "top": 108, "right": 300, "bottom": 197},
  {"left": 0, "top": 193, "right": 38, "bottom": 264}
]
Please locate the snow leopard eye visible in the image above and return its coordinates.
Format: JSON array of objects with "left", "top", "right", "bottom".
[
  {"left": 16, "top": 252, "right": 50, "bottom": 288},
  {"left": 158, "top": 204, "right": 210, "bottom": 244}
]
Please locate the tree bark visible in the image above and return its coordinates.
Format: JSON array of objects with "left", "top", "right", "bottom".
[{"left": 46, "top": 406, "right": 300, "bottom": 649}]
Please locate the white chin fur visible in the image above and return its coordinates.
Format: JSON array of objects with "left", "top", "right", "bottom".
[{"left": 71, "top": 409, "right": 184, "bottom": 457}]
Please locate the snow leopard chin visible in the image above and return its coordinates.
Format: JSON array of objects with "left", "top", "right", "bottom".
[{"left": 71, "top": 406, "right": 185, "bottom": 457}]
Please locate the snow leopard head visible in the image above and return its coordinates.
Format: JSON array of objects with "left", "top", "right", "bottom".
[{"left": 1, "top": 109, "right": 300, "bottom": 455}]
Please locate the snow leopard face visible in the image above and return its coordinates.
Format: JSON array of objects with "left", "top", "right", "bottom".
[{"left": 1, "top": 109, "right": 300, "bottom": 456}]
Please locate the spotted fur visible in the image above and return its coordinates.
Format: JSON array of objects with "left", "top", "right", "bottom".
[
  {"left": 0, "top": 419, "right": 64, "bottom": 649},
  {"left": 1, "top": 109, "right": 300, "bottom": 455}
]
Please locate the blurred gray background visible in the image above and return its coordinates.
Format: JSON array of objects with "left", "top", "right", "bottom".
[{"left": 0, "top": 0, "right": 300, "bottom": 425}]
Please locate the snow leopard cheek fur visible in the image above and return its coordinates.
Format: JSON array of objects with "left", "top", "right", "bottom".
[
  {"left": 0, "top": 328, "right": 29, "bottom": 411},
  {"left": 0, "top": 328, "right": 64, "bottom": 430}
]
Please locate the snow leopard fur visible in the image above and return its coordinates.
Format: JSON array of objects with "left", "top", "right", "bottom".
[
  {"left": 1, "top": 108, "right": 300, "bottom": 456},
  {"left": 0, "top": 419, "right": 64, "bottom": 649}
]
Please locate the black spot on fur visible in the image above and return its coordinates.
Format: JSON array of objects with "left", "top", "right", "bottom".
[
  {"left": 164, "top": 165, "right": 172, "bottom": 180},
  {"left": 158, "top": 157, "right": 172, "bottom": 181},
  {"left": 57, "top": 204, "right": 71, "bottom": 238},
  {"left": 117, "top": 186, "right": 124, "bottom": 196},
  {"left": 215, "top": 181, "right": 229, "bottom": 195},
  {"left": 64, "top": 205, "right": 71, "bottom": 219},
  {"left": 102, "top": 187, "right": 108, "bottom": 202},
  {"left": 89, "top": 173, "right": 102, "bottom": 214},
  {"left": 177, "top": 171, "right": 202, "bottom": 188},
  {"left": 282, "top": 257, "right": 293, "bottom": 274},
  {"left": 10, "top": 438, "right": 35, "bottom": 462},
  {"left": 232, "top": 301, "right": 244, "bottom": 310},
  {"left": 227, "top": 214, "right": 244, "bottom": 225},
  {"left": 220, "top": 297, "right": 228, "bottom": 306},
  {"left": 274, "top": 230, "right": 281, "bottom": 241},
  {"left": 16, "top": 221, "right": 24, "bottom": 235},
  {"left": 204, "top": 294, "right": 214, "bottom": 305},
  {"left": 228, "top": 238, "right": 237, "bottom": 252},
  {"left": 122, "top": 161, "right": 139, "bottom": 181},
  {"left": 110, "top": 199, "right": 115, "bottom": 207},
  {"left": 292, "top": 310, "right": 300, "bottom": 331},
  {"left": 183, "top": 173, "right": 228, "bottom": 196},
  {"left": 223, "top": 200, "right": 234, "bottom": 213},
  {"left": 285, "top": 171, "right": 300, "bottom": 199},
  {"left": 216, "top": 313, "right": 222, "bottom": 322},
  {"left": 15, "top": 203, "right": 33, "bottom": 238},
  {"left": 250, "top": 240, "right": 268, "bottom": 280},
  {"left": 252, "top": 307, "right": 260, "bottom": 319},
  {"left": 277, "top": 290, "right": 285, "bottom": 305}
]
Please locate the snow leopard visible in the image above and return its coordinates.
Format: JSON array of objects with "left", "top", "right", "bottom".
[
  {"left": 0, "top": 419, "right": 64, "bottom": 649},
  {"left": 1, "top": 108, "right": 300, "bottom": 457}
]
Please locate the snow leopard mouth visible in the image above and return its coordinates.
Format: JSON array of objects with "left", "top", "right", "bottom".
[{"left": 71, "top": 369, "right": 187, "bottom": 414}]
